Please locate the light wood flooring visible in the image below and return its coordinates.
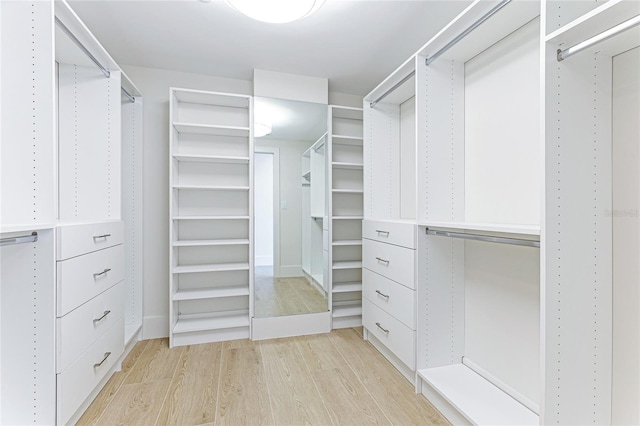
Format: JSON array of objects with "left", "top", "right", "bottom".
[
  {"left": 77, "top": 328, "right": 449, "bottom": 426},
  {"left": 254, "top": 266, "right": 328, "bottom": 317}
]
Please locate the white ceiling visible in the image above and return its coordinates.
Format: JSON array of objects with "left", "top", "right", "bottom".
[{"left": 67, "top": 0, "right": 471, "bottom": 96}]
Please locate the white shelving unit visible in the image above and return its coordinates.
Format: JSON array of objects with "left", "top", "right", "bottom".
[
  {"left": 328, "top": 106, "right": 364, "bottom": 329},
  {"left": 169, "top": 88, "right": 253, "bottom": 348}
]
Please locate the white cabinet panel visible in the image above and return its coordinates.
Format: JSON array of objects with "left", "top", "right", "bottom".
[{"left": 363, "top": 300, "right": 415, "bottom": 369}]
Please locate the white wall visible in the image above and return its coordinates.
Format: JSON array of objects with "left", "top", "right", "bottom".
[
  {"left": 254, "top": 152, "right": 274, "bottom": 266},
  {"left": 122, "top": 64, "right": 251, "bottom": 339},
  {"left": 256, "top": 138, "right": 312, "bottom": 277}
]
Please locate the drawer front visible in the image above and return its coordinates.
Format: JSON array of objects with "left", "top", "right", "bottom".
[
  {"left": 362, "top": 269, "right": 415, "bottom": 329},
  {"left": 56, "top": 281, "right": 125, "bottom": 373},
  {"left": 57, "top": 221, "right": 123, "bottom": 260},
  {"left": 363, "top": 300, "right": 415, "bottom": 369},
  {"left": 57, "top": 244, "right": 124, "bottom": 316},
  {"left": 363, "top": 220, "right": 416, "bottom": 249},
  {"left": 57, "top": 318, "right": 124, "bottom": 425},
  {"left": 362, "top": 239, "right": 415, "bottom": 289}
]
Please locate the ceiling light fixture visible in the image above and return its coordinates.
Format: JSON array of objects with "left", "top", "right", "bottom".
[
  {"left": 225, "top": 0, "right": 326, "bottom": 24},
  {"left": 254, "top": 121, "right": 272, "bottom": 138}
]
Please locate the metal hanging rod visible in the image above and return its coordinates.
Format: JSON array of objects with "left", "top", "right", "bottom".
[
  {"left": 0, "top": 232, "right": 38, "bottom": 247},
  {"left": 425, "top": 228, "right": 540, "bottom": 248},
  {"left": 425, "top": 0, "right": 512, "bottom": 66},
  {"left": 55, "top": 17, "right": 111, "bottom": 78},
  {"left": 121, "top": 87, "right": 135, "bottom": 103},
  {"left": 557, "top": 14, "right": 640, "bottom": 61},
  {"left": 369, "top": 69, "right": 416, "bottom": 108}
]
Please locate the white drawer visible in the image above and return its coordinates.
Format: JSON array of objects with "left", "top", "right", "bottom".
[
  {"left": 362, "top": 269, "right": 415, "bottom": 329},
  {"left": 363, "top": 300, "right": 415, "bottom": 369},
  {"left": 56, "top": 281, "right": 125, "bottom": 373},
  {"left": 57, "top": 318, "right": 124, "bottom": 426},
  {"left": 57, "top": 244, "right": 124, "bottom": 316},
  {"left": 363, "top": 220, "right": 416, "bottom": 249},
  {"left": 57, "top": 221, "right": 123, "bottom": 260},
  {"left": 362, "top": 238, "right": 415, "bottom": 289}
]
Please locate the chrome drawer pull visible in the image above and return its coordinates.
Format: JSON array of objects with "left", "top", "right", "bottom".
[
  {"left": 375, "top": 257, "right": 390, "bottom": 265},
  {"left": 375, "top": 230, "right": 389, "bottom": 236},
  {"left": 375, "top": 322, "right": 389, "bottom": 334},
  {"left": 375, "top": 290, "right": 390, "bottom": 299},
  {"left": 93, "top": 234, "right": 111, "bottom": 240},
  {"left": 93, "top": 268, "right": 111, "bottom": 278},
  {"left": 93, "top": 310, "right": 111, "bottom": 323},
  {"left": 94, "top": 352, "right": 111, "bottom": 368}
]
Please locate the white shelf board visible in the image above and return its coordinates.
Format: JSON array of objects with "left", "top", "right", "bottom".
[
  {"left": 332, "top": 189, "right": 364, "bottom": 194},
  {"left": 332, "top": 260, "right": 363, "bottom": 270},
  {"left": 173, "top": 285, "right": 249, "bottom": 301},
  {"left": 418, "top": 364, "right": 538, "bottom": 426},
  {"left": 332, "top": 216, "right": 364, "bottom": 220},
  {"left": 173, "top": 215, "right": 250, "bottom": 221},
  {"left": 173, "top": 310, "right": 250, "bottom": 334},
  {"left": 332, "top": 303, "right": 363, "bottom": 318},
  {"left": 0, "top": 223, "right": 55, "bottom": 235},
  {"left": 172, "top": 184, "right": 250, "bottom": 191},
  {"left": 365, "top": 55, "right": 415, "bottom": 104},
  {"left": 332, "top": 282, "right": 363, "bottom": 293},
  {"left": 172, "top": 239, "right": 250, "bottom": 247},
  {"left": 173, "top": 122, "right": 249, "bottom": 137},
  {"left": 172, "top": 88, "right": 250, "bottom": 108},
  {"left": 420, "top": 221, "right": 540, "bottom": 237},
  {"left": 173, "top": 262, "right": 250, "bottom": 274},
  {"left": 332, "top": 240, "right": 363, "bottom": 246},
  {"left": 332, "top": 162, "right": 363, "bottom": 170},
  {"left": 332, "top": 135, "right": 364, "bottom": 146},
  {"left": 173, "top": 154, "right": 250, "bottom": 164}
]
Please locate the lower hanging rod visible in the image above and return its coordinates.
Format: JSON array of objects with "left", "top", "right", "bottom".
[
  {"left": 0, "top": 232, "right": 38, "bottom": 247},
  {"left": 121, "top": 87, "right": 135, "bottom": 103},
  {"left": 557, "top": 14, "right": 640, "bottom": 61},
  {"left": 425, "top": 228, "right": 539, "bottom": 248},
  {"left": 55, "top": 17, "right": 111, "bottom": 78}
]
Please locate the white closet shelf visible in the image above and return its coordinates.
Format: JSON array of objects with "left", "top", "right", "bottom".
[
  {"left": 173, "top": 215, "right": 250, "bottom": 221},
  {"left": 332, "top": 302, "right": 363, "bottom": 318},
  {"left": 172, "top": 184, "right": 250, "bottom": 191},
  {"left": 332, "top": 282, "right": 363, "bottom": 293},
  {"left": 173, "top": 310, "right": 250, "bottom": 334},
  {"left": 172, "top": 239, "right": 250, "bottom": 247},
  {"left": 332, "top": 260, "right": 363, "bottom": 270},
  {"left": 332, "top": 162, "right": 363, "bottom": 170},
  {"left": 0, "top": 223, "right": 55, "bottom": 234},
  {"left": 332, "top": 216, "right": 364, "bottom": 220},
  {"left": 417, "top": 364, "right": 538, "bottom": 426},
  {"left": 332, "top": 189, "right": 364, "bottom": 194},
  {"left": 173, "top": 154, "right": 250, "bottom": 164},
  {"left": 331, "top": 106, "right": 364, "bottom": 120},
  {"left": 173, "top": 89, "right": 250, "bottom": 108},
  {"left": 332, "top": 240, "right": 363, "bottom": 246},
  {"left": 420, "top": 221, "right": 540, "bottom": 237},
  {"left": 332, "top": 135, "right": 364, "bottom": 146},
  {"left": 172, "top": 262, "right": 250, "bottom": 274},
  {"left": 172, "top": 122, "right": 250, "bottom": 137},
  {"left": 173, "top": 285, "right": 249, "bottom": 301}
]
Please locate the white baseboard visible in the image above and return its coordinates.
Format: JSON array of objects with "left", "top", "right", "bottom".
[{"left": 143, "top": 315, "right": 169, "bottom": 339}]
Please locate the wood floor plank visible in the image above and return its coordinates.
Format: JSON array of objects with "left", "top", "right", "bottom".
[
  {"left": 311, "top": 366, "right": 390, "bottom": 425},
  {"left": 125, "top": 338, "right": 184, "bottom": 385},
  {"left": 216, "top": 347, "right": 273, "bottom": 425},
  {"left": 329, "top": 328, "right": 450, "bottom": 425},
  {"left": 156, "top": 342, "right": 222, "bottom": 425},
  {"left": 76, "top": 340, "right": 149, "bottom": 425},
  {"left": 94, "top": 380, "right": 171, "bottom": 426},
  {"left": 260, "top": 338, "right": 333, "bottom": 425},
  {"left": 222, "top": 338, "right": 260, "bottom": 350},
  {"left": 296, "top": 333, "right": 349, "bottom": 371}
]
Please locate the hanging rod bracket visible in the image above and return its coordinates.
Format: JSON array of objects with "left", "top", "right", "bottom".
[{"left": 425, "top": 228, "right": 540, "bottom": 248}]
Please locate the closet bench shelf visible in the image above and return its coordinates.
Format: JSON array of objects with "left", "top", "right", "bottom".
[
  {"left": 417, "top": 364, "right": 539, "bottom": 426},
  {"left": 173, "top": 154, "right": 250, "bottom": 164},
  {"left": 332, "top": 260, "right": 363, "bottom": 270},
  {"left": 172, "top": 239, "right": 250, "bottom": 247},
  {"left": 172, "top": 262, "right": 250, "bottom": 274},
  {"left": 172, "top": 122, "right": 250, "bottom": 137},
  {"left": 332, "top": 282, "right": 363, "bottom": 293},
  {"left": 173, "top": 286, "right": 250, "bottom": 301},
  {"left": 173, "top": 310, "right": 250, "bottom": 334}
]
